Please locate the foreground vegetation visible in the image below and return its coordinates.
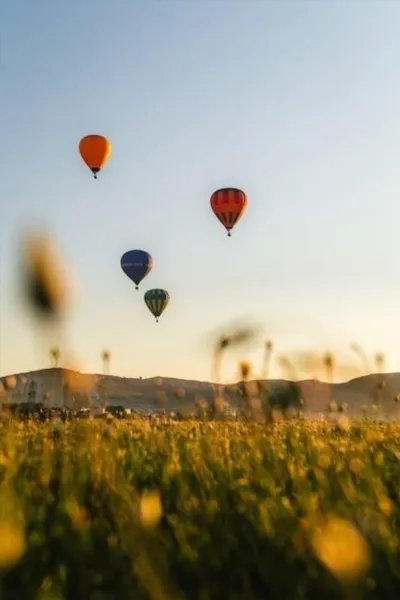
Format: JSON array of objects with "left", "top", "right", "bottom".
[{"left": 0, "top": 418, "right": 399, "bottom": 599}]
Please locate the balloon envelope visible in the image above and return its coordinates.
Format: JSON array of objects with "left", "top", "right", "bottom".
[
  {"left": 79, "top": 135, "right": 112, "bottom": 178},
  {"left": 144, "top": 288, "right": 170, "bottom": 321},
  {"left": 210, "top": 188, "right": 247, "bottom": 236},
  {"left": 121, "top": 250, "right": 153, "bottom": 289}
]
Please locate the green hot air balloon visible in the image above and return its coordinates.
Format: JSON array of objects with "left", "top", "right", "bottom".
[{"left": 144, "top": 288, "right": 170, "bottom": 322}]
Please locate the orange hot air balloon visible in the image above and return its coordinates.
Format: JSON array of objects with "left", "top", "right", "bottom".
[
  {"left": 79, "top": 135, "right": 112, "bottom": 179},
  {"left": 210, "top": 188, "right": 248, "bottom": 236}
]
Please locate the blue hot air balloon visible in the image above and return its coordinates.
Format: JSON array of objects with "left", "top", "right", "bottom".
[
  {"left": 120, "top": 250, "right": 153, "bottom": 290},
  {"left": 144, "top": 288, "right": 170, "bottom": 322}
]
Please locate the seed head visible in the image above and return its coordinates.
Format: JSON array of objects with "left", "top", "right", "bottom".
[
  {"left": 239, "top": 360, "right": 252, "bottom": 380},
  {"left": 20, "top": 232, "right": 71, "bottom": 320},
  {"left": 323, "top": 352, "right": 335, "bottom": 371}
]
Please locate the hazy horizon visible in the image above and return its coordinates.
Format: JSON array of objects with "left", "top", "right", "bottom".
[{"left": 2, "top": 0, "right": 400, "bottom": 382}]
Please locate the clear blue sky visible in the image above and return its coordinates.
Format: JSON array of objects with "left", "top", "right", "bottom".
[{"left": 2, "top": 0, "right": 400, "bottom": 382}]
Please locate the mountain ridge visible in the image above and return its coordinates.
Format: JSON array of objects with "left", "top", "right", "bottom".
[
  {"left": 2, "top": 367, "right": 400, "bottom": 418},
  {"left": 1, "top": 365, "right": 393, "bottom": 386}
]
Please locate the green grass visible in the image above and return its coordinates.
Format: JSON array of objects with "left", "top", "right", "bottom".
[{"left": 0, "top": 418, "right": 399, "bottom": 599}]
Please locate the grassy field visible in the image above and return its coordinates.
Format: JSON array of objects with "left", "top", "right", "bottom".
[{"left": 0, "top": 418, "right": 399, "bottom": 599}]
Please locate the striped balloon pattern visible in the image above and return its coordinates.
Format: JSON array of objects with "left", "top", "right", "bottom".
[
  {"left": 210, "top": 187, "right": 248, "bottom": 236},
  {"left": 144, "top": 288, "right": 170, "bottom": 322}
]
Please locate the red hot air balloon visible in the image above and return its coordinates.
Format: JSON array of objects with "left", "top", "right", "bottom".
[{"left": 210, "top": 188, "right": 248, "bottom": 236}]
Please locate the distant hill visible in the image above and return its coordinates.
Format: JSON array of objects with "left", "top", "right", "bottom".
[{"left": 2, "top": 368, "right": 400, "bottom": 419}]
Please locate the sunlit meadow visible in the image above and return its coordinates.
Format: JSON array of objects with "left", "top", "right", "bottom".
[{"left": 0, "top": 417, "right": 399, "bottom": 599}]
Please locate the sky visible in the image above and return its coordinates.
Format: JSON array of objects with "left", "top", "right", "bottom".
[{"left": 2, "top": 0, "right": 400, "bottom": 382}]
